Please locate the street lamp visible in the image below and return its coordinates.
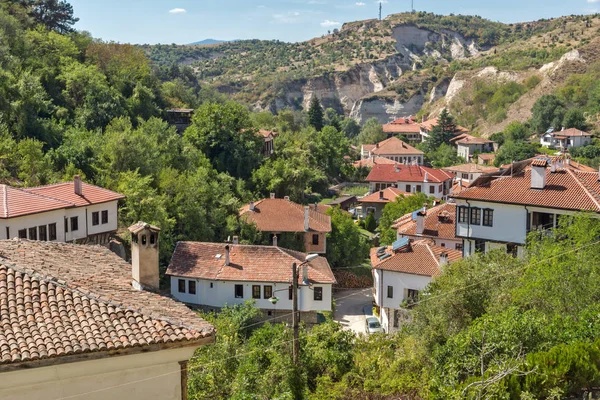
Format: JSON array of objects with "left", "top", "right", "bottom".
[{"left": 268, "top": 253, "right": 318, "bottom": 365}]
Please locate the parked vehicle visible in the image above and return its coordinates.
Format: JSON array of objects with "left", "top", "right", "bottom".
[{"left": 365, "top": 316, "right": 384, "bottom": 334}]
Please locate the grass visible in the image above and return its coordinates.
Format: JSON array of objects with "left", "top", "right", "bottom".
[
  {"left": 340, "top": 185, "right": 370, "bottom": 197},
  {"left": 339, "top": 261, "right": 372, "bottom": 278},
  {"left": 358, "top": 228, "right": 375, "bottom": 239}
]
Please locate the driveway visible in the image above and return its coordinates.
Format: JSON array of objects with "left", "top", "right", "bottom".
[{"left": 333, "top": 288, "right": 373, "bottom": 335}]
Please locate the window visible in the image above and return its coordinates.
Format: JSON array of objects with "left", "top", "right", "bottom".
[
  {"left": 461, "top": 173, "right": 468, "bottom": 179},
  {"left": 28, "top": 227, "right": 37, "bottom": 241},
  {"left": 252, "top": 285, "right": 261, "bottom": 299},
  {"left": 188, "top": 280, "right": 196, "bottom": 295},
  {"left": 405, "top": 184, "right": 411, "bottom": 192},
  {"left": 429, "top": 186, "right": 435, "bottom": 194},
  {"left": 38, "top": 225, "right": 47, "bottom": 241},
  {"left": 482, "top": 209, "right": 494, "bottom": 227},
  {"left": 387, "top": 285, "right": 393, "bottom": 298},
  {"left": 70, "top": 216, "right": 78, "bottom": 231},
  {"left": 92, "top": 211, "right": 99, "bottom": 226},
  {"left": 101, "top": 210, "right": 108, "bottom": 224},
  {"left": 455, "top": 243, "right": 463, "bottom": 251},
  {"left": 210, "top": 282, "right": 214, "bottom": 288},
  {"left": 235, "top": 284, "right": 244, "bottom": 299},
  {"left": 49, "top": 223, "right": 56, "bottom": 241},
  {"left": 178, "top": 279, "right": 186, "bottom": 293},
  {"left": 470, "top": 207, "right": 481, "bottom": 225},
  {"left": 439, "top": 184, "right": 443, "bottom": 192},
  {"left": 141, "top": 235, "right": 147, "bottom": 245},
  {"left": 407, "top": 289, "right": 419, "bottom": 300},
  {"left": 314, "top": 287, "right": 323, "bottom": 301},
  {"left": 474, "top": 240, "right": 486, "bottom": 253},
  {"left": 312, "top": 234, "right": 319, "bottom": 245},
  {"left": 150, "top": 234, "right": 155, "bottom": 245},
  {"left": 264, "top": 285, "right": 273, "bottom": 299},
  {"left": 416, "top": 185, "right": 422, "bottom": 192},
  {"left": 458, "top": 206, "right": 468, "bottom": 223},
  {"left": 18, "top": 229, "right": 26, "bottom": 239},
  {"left": 64, "top": 218, "right": 68, "bottom": 233}
]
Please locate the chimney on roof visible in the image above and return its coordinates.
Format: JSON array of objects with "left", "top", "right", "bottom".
[
  {"left": 314, "top": 203, "right": 318, "bottom": 211},
  {"left": 129, "top": 222, "right": 160, "bottom": 291},
  {"left": 371, "top": 155, "right": 375, "bottom": 163},
  {"left": 531, "top": 160, "right": 548, "bottom": 190},
  {"left": 304, "top": 206, "right": 310, "bottom": 232},
  {"left": 270, "top": 193, "right": 276, "bottom": 199},
  {"left": 394, "top": 164, "right": 400, "bottom": 173},
  {"left": 416, "top": 209, "right": 426, "bottom": 235},
  {"left": 273, "top": 234, "right": 278, "bottom": 247},
  {"left": 224, "top": 245, "right": 230, "bottom": 266},
  {"left": 249, "top": 201, "right": 255, "bottom": 211},
  {"left": 284, "top": 196, "right": 290, "bottom": 201},
  {"left": 74, "top": 175, "right": 82, "bottom": 196},
  {"left": 439, "top": 252, "right": 448, "bottom": 267},
  {"left": 376, "top": 143, "right": 380, "bottom": 148},
  {"left": 424, "top": 172, "right": 429, "bottom": 182},
  {"left": 233, "top": 236, "right": 239, "bottom": 245},
  {"left": 302, "top": 263, "right": 309, "bottom": 285}
]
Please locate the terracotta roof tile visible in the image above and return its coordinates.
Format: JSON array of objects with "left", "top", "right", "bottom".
[
  {"left": 0, "top": 186, "right": 72, "bottom": 218},
  {"left": 0, "top": 240, "right": 214, "bottom": 366},
  {"left": 364, "top": 137, "right": 424, "bottom": 156},
  {"left": 24, "top": 182, "right": 125, "bottom": 207},
  {"left": 370, "top": 240, "right": 461, "bottom": 276},
  {"left": 394, "top": 203, "right": 457, "bottom": 241},
  {"left": 420, "top": 117, "right": 469, "bottom": 134},
  {"left": 443, "top": 164, "right": 499, "bottom": 174},
  {"left": 455, "top": 135, "right": 495, "bottom": 145},
  {"left": 167, "top": 242, "right": 336, "bottom": 284},
  {"left": 478, "top": 153, "right": 496, "bottom": 161},
  {"left": 352, "top": 157, "right": 397, "bottom": 168},
  {"left": 382, "top": 118, "right": 421, "bottom": 134},
  {"left": 366, "top": 164, "right": 455, "bottom": 183},
  {"left": 240, "top": 198, "right": 331, "bottom": 233},
  {"left": 547, "top": 128, "right": 592, "bottom": 137},
  {"left": 258, "top": 129, "right": 278, "bottom": 138},
  {"left": 359, "top": 187, "right": 409, "bottom": 204}
]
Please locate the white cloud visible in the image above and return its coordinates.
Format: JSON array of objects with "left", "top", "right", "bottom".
[
  {"left": 356, "top": 2, "right": 366, "bottom": 5},
  {"left": 273, "top": 11, "right": 302, "bottom": 23},
  {"left": 169, "top": 8, "right": 186, "bottom": 14},
  {"left": 376, "top": 0, "right": 388, "bottom": 3},
  {"left": 587, "top": 0, "right": 599, "bottom": 3},
  {"left": 321, "top": 19, "right": 341, "bottom": 27}
]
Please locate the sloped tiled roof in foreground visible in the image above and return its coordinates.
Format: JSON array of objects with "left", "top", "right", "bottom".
[
  {"left": 370, "top": 240, "right": 462, "bottom": 276},
  {"left": 167, "top": 242, "right": 336, "bottom": 284},
  {"left": 0, "top": 240, "right": 214, "bottom": 367},
  {"left": 394, "top": 203, "right": 457, "bottom": 241}
]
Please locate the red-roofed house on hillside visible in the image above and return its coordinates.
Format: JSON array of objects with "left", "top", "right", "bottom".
[
  {"left": 0, "top": 228, "right": 214, "bottom": 399},
  {"left": 365, "top": 164, "right": 454, "bottom": 199},
  {"left": 371, "top": 240, "right": 461, "bottom": 332},
  {"left": 451, "top": 156, "right": 600, "bottom": 257},
  {"left": 540, "top": 127, "right": 593, "bottom": 151},
  {"left": 452, "top": 134, "right": 497, "bottom": 161},
  {"left": 167, "top": 242, "right": 336, "bottom": 323},
  {"left": 361, "top": 137, "right": 424, "bottom": 165},
  {"left": 239, "top": 195, "right": 332, "bottom": 254},
  {"left": 359, "top": 187, "right": 409, "bottom": 220},
  {"left": 259, "top": 129, "right": 278, "bottom": 157},
  {"left": 352, "top": 156, "right": 397, "bottom": 169},
  {"left": 419, "top": 117, "right": 469, "bottom": 141},
  {"left": 0, "top": 176, "right": 124, "bottom": 244},
  {"left": 382, "top": 116, "right": 422, "bottom": 143},
  {"left": 393, "top": 203, "right": 462, "bottom": 250}
]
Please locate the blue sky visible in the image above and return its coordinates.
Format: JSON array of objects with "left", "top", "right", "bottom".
[{"left": 69, "top": 0, "right": 600, "bottom": 44}]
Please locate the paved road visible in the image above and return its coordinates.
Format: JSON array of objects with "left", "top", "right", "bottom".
[{"left": 333, "top": 288, "right": 373, "bottom": 335}]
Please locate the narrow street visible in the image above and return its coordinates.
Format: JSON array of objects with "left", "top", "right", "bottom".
[{"left": 333, "top": 288, "right": 373, "bottom": 335}]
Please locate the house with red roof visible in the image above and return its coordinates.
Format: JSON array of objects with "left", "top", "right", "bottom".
[
  {"left": 382, "top": 116, "right": 422, "bottom": 143},
  {"left": 259, "top": 129, "right": 278, "bottom": 157},
  {"left": 419, "top": 117, "right": 469, "bottom": 142},
  {"left": 371, "top": 239, "right": 461, "bottom": 332},
  {"left": 451, "top": 156, "right": 600, "bottom": 257},
  {"left": 393, "top": 203, "right": 462, "bottom": 251},
  {"left": 452, "top": 134, "right": 496, "bottom": 161},
  {"left": 540, "top": 127, "right": 593, "bottom": 151},
  {"left": 360, "top": 137, "right": 424, "bottom": 165},
  {"left": 365, "top": 164, "right": 454, "bottom": 199},
  {"left": 167, "top": 242, "right": 336, "bottom": 323},
  {"left": 0, "top": 176, "right": 124, "bottom": 244},
  {"left": 359, "top": 187, "right": 409, "bottom": 220},
  {"left": 239, "top": 195, "right": 332, "bottom": 254}
]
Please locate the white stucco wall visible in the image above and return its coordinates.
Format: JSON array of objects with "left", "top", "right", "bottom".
[
  {"left": 373, "top": 268, "right": 432, "bottom": 310},
  {"left": 170, "top": 277, "right": 332, "bottom": 312},
  {"left": 455, "top": 200, "right": 528, "bottom": 244},
  {"left": 0, "top": 346, "right": 198, "bottom": 400}
]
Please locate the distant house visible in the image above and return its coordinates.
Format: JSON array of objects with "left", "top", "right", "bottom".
[
  {"left": 359, "top": 187, "right": 408, "bottom": 220},
  {"left": 452, "top": 134, "right": 496, "bottom": 161},
  {"left": 352, "top": 156, "right": 397, "bottom": 169},
  {"left": 361, "top": 137, "right": 424, "bottom": 165},
  {"left": 382, "top": 116, "right": 422, "bottom": 143},
  {"left": 443, "top": 163, "right": 499, "bottom": 185},
  {"left": 477, "top": 153, "right": 496, "bottom": 165},
  {"left": 393, "top": 203, "right": 462, "bottom": 250},
  {"left": 259, "top": 129, "right": 278, "bottom": 157},
  {"left": 166, "top": 108, "right": 193, "bottom": 133},
  {"left": 540, "top": 127, "right": 592, "bottom": 151},
  {"left": 328, "top": 195, "right": 358, "bottom": 211},
  {"left": 0, "top": 176, "right": 124, "bottom": 244},
  {"left": 167, "top": 242, "right": 336, "bottom": 323},
  {"left": 365, "top": 164, "right": 454, "bottom": 199},
  {"left": 371, "top": 239, "right": 461, "bottom": 332},
  {"left": 0, "top": 228, "right": 214, "bottom": 400},
  {"left": 419, "top": 117, "right": 469, "bottom": 141},
  {"left": 239, "top": 195, "right": 332, "bottom": 254}
]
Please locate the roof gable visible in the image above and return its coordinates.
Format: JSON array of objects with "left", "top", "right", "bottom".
[
  {"left": 239, "top": 198, "right": 331, "bottom": 233},
  {"left": 364, "top": 137, "right": 424, "bottom": 156},
  {"left": 366, "top": 164, "right": 454, "bottom": 183},
  {"left": 394, "top": 203, "right": 457, "bottom": 240},
  {"left": 370, "top": 240, "right": 461, "bottom": 276}
]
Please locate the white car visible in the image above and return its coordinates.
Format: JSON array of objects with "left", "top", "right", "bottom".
[{"left": 365, "top": 316, "right": 384, "bottom": 334}]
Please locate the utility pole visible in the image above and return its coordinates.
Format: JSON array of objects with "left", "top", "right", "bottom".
[{"left": 292, "top": 262, "right": 299, "bottom": 365}]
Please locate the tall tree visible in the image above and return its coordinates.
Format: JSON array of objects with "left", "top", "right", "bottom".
[
  {"left": 326, "top": 207, "right": 370, "bottom": 268},
  {"left": 422, "top": 108, "right": 457, "bottom": 154},
  {"left": 21, "top": 0, "right": 79, "bottom": 33},
  {"left": 307, "top": 96, "right": 324, "bottom": 131}
]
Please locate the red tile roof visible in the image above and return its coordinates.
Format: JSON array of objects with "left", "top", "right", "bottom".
[
  {"left": 393, "top": 203, "right": 458, "bottom": 241},
  {"left": 547, "top": 128, "right": 592, "bottom": 137},
  {"left": 420, "top": 117, "right": 469, "bottom": 134},
  {"left": 0, "top": 240, "right": 214, "bottom": 366},
  {"left": 443, "top": 164, "right": 499, "bottom": 174},
  {"left": 359, "top": 187, "right": 409, "bottom": 204},
  {"left": 455, "top": 134, "right": 495, "bottom": 145},
  {"left": 353, "top": 156, "right": 397, "bottom": 168},
  {"left": 478, "top": 153, "right": 496, "bottom": 161},
  {"left": 0, "top": 185, "right": 72, "bottom": 218},
  {"left": 240, "top": 198, "right": 332, "bottom": 233},
  {"left": 452, "top": 163, "right": 600, "bottom": 212},
  {"left": 24, "top": 181, "right": 125, "bottom": 208},
  {"left": 382, "top": 117, "right": 421, "bottom": 134},
  {"left": 259, "top": 129, "right": 278, "bottom": 138},
  {"left": 167, "top": 242, "right": 336, "bottom": 284},
  {"left": 370, "top": 240, "right": 462, "bottom": 276},
  {"left": 365, "top": 137, "right": 424, "bottom": 156},
  {"left": 366, "top": 164, "right": 454, "bottom": 184}
]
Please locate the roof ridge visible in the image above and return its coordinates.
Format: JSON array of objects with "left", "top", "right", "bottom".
[{"left": 423, "top": 242, "right": 439, "bottom": 267}]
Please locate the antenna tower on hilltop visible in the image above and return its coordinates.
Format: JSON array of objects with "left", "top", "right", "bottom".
[{"left": 379, "top": 2, "right": 382, "bottom": 21}]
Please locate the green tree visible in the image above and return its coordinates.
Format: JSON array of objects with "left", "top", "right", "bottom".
[
  {"left": 562, "top": 108, "right": 587, "bottom": 130},
  {"left": 307, "top": 96, "right": 324, "bottom": 131},
  {"left": 312, "top": 125, "right": 350, "bottom": 180},
  {"left": 494, "top": 141, "right": 539, "bottom": 166},
  {"left": 378, "top": 193, "right": 430, "bottom": 244},
  {"left": 356, "top": 117, "right": 386, "bottom": 145},
  {"left": 426, "top": 143, "right": 463, "bottom": 168},
  {"left": 364, "top": 212, "right": 377, "bottom": 232},
  {"left": 17, "top": 138, "right": 52, "bottom": 186},
  {"left": 326, "top": 207, "right": 370, "bottom": 268},
  {"left": 21, "top": 0, "right": 79, "bottom": 33},
  {"left": 422, "top": 108, "right": 457, "bottom": 154},
  {"left": 530, "top": 94, "right": 566, "bottom": 133},
  {"left": 503, "top": 120, "right": 530, "bottom": 141}
]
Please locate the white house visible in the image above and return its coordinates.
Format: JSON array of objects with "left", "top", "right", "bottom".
[
  {"left": 0, "top": 227, "right": 214, "bottom": 400},
  {"left": 365, "top": 163, "right": 455, "bottom": 199},
  {"left": 167, "top": 242, "right": 336, "bottom": 324},
  {"left": 540, "top": 127, "right": 593, "bottom": 151},
  {"left": 381, "top": 116, "right": 422, "bottom": 144},
  {"left": 451, "top": 156, "right": 600, "bottom": 257},
  {"left": 394, "top": 202, "right": 462, "bottom": 251},
  {"left": 443, "top": 164, "right": 499, "bottom": 185},
  {"left": 361, "top": 137, "right": 424, "bottom": 165},
  {"left": 0, "top": 176, "right": 124, "bottom": 244},
  {"left": 371, "top": 239, "right": 462, "bottom": 333},
  {"left": 452, "top": 134, "right": 496, "bottom": 161}
]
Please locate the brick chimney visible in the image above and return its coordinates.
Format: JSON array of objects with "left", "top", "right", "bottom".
[
  {"left": 224, "top": 245, "right": 230, "bottom": 266},
  {"left": 424, "top": 172, "right": 429, "bottom": 182},
  {"left": 233, "top": 236, "right": 239, "bottom": 245},
  {"left": 273, "top": 234, "right": 278, "bottom": 247},
  {"left": 439, "top": 252, "right": 448, "bottom": 267},
  {"left": 379, "top": 190, "right": 384, "bottom": 199},
  {"left": 128, "top": 222, "right": 160, "bottom": 291},
  {"left": 284, "top": 196, "right": 290, "bottom": 201},
  {"left": 416, "top": 210, "right": 426, "bottom": 235},
  {"left": 74, "top": 175, "right": 82, "bottom": 196},
  {"left": 270, "top": 193, "right": 276, "bottom": 199},
  {"left": 530, "top": 159, "right": 548, "bottom": 190},
  {"left": 249, "top": 201, "right": 255, "bottom": 211},
  {"left": 304, "top": 206, "right": 310, "bottom": 231}
]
